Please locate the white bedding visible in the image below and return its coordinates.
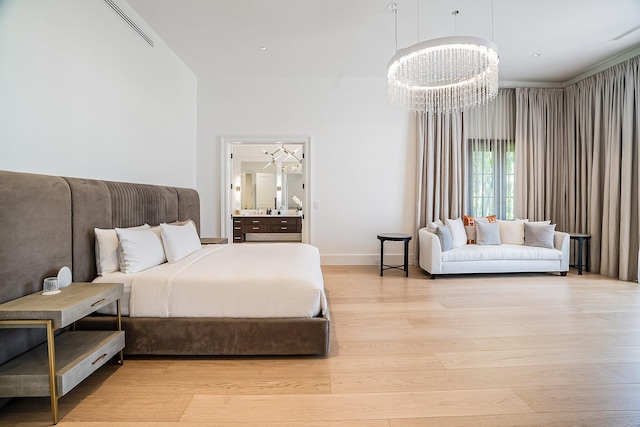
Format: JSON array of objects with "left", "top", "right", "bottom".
[{"left": 93, "top": 243, "right": 326, "bottom": 318}]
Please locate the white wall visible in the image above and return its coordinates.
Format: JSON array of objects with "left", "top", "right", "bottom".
[
  {"left": 0, "top": 0, "right": 196, "bottom": 187},
  {"left": 197, "top": 75, "right": 416, "bottom": 265}
]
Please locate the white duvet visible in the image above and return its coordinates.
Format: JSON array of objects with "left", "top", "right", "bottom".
[{"left": 93, "top": 243, "right": 326, "bottom": 318}]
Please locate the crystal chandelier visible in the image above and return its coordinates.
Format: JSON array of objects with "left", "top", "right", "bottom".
[{"left": 387, "top": 6, "right": 499, "bottom": 114}]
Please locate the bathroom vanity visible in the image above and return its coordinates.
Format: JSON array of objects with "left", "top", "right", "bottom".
[{"left": 233, "top": 214, "right": 302, "bottom": 243}]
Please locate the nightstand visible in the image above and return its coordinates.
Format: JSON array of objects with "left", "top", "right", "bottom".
[{"left": 0, "top": 282, "right": 124, "bottom": 425}]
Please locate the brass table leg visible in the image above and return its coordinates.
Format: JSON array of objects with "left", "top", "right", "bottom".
[{"left": 45, "top": 320, "right": 58, "bottom": 425}]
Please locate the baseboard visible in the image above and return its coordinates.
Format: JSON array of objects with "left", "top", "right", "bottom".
[{"left": 320, "top": 253, "right": 415, "bottom": 266}]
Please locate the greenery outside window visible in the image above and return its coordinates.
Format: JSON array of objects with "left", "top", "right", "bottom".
[{"left": 467, "top": 139, "right": 515, "bottom": 219}]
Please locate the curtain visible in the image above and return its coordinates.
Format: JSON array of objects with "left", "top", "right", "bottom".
[
  {"left": 514, "top": 88, "right": 568, "bottom": 229},
  {"left": 415, "top": 89, "right": 515, "bottom": 231},
  {"left": 565, "top": 56, "right": 640, "bottom": 280},
  {"left": 415, "top": 111, "right": 465, "bottom": 231},
  {"left": 465, "top": 89, "right": 516, "bottom": 219}
]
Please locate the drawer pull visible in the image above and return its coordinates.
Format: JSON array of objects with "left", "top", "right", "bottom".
[
  {"left": 252, "top": 220, "right": 260, "bottom": 223},
  {"left": 91, "top": 299, "right": 106, "bottom": 307},
  {"left": 234, "top": 237, "right": 242, "bottom": 240},
  {"left": 234, "top": 227, "right": 241, "bottom": 230},
  {"left": 92, "top": 354, "right": 107, "bottom": 365},
  {"left": 281, "top": 227, "right": 288, "bottom": 230},
  {"left": 280, "top": 220, "right": 288, "bottom": 223},
  {"left": 252, "top": 227, "right": 260, "bottom": 230}
]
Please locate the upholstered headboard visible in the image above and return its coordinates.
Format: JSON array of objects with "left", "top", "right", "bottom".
[{"left": 0, "top": 170, "right": 200, "bottom": 366}]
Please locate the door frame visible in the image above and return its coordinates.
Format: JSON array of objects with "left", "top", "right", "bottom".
[{"left": 220, "top": 135, "right": 311, "bottom": 243}]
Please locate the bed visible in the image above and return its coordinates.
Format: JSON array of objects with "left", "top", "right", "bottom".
[{"left": 0, "top": 170, "right": 330, "bottom": 361}]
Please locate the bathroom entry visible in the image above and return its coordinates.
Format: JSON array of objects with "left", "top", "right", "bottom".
[{"left": 221, "top": 136, "right": 311, "bottom": 243}]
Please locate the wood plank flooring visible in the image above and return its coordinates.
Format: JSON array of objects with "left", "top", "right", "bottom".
[{"left": 2, "top": 266, "right": 640, "bottom": 426}]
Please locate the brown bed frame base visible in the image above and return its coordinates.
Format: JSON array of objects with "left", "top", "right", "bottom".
[{"left": 78, "top": 313, "right": 330, "bottom": 356}]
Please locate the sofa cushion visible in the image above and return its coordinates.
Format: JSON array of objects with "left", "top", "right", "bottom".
[{"left": 441, "top": 244, "right": 563, "bottom": 262}]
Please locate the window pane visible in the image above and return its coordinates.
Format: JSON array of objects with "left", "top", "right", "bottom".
[{"left": 468, "top": 139, "right": 515, "bottom": 219}]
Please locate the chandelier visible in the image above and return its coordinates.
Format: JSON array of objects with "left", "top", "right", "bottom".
[
  {"left": 387, "top": 6, "right": 499, "bottom": 114},
  {"left": 262, "top": 146, "right": 302, "bottom": 173}
]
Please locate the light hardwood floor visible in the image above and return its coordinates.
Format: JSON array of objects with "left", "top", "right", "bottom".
[{"left": 2, "top": 266, "right": 640, "bottom": 426}]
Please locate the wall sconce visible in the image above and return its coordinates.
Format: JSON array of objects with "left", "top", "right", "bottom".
[{"left": 235, "top": 186, "right": 241, "bottom": 192}]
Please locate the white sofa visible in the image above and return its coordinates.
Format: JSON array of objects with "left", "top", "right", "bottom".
[{"left": 418, "top": 227, "right": 570, "bottom": 278}]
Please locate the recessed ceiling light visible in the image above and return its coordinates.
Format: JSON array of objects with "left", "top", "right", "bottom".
[
  {"left": 259, "top": 46, "right": 267, "bottom": 51},
  {"left": 532, "top": 53, "right": 542, "bottom": 58}
]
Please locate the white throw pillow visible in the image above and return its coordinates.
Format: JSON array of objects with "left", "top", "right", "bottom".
[
  {"left": 497, "top": 220, "right": 526, "bottom": 245},
  {"left": 425, "top": 219, "right": 444, "bottom": 234},
  {"left": 160, "top": 221, "right": 201, "bottom": 263},
  {"left": 94, "top": 224, "right": 149, "bottom": 275},
  {"left": 445, "top": 218, "right": 467, "bottom": 248},
  {"left": 115, "top": 227, "right": 166, "bottom": 273}
]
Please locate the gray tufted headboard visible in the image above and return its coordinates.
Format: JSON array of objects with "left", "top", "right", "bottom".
[{"left": 0, "top": 170, "right": 200, "bottom": 367}]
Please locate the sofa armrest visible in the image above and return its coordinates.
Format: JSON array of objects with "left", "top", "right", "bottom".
[
  {"left": 554, "top": 231, "right": 570, "bottom": 272},
  {"left": 418, "top": 228, "right": 443, "bottom": 274}
]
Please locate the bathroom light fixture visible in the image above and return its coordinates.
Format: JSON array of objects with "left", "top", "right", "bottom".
[
  {"left": 263, "top": 146, "right": 302, "bottom": 173},
  {"left": 387, "top": 4, "right": 499, "bottom": 114}
]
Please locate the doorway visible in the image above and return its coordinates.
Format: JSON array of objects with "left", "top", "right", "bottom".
[{"left": 221, "top": 136, "right": 311, "bottom": 243}]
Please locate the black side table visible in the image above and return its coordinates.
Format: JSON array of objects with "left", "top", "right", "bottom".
[
  {"left": 569, "top": 233, "right": 591, "bottom": 275},
  {"left": 377, "top": 233, "right": 412, "bottom": 277}
]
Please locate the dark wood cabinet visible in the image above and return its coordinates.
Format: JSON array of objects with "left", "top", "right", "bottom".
[{"left": 233, "top": 216, "right": 302, "bottom": 243}]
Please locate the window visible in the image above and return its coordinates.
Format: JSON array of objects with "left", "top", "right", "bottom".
[{"left": 467, "top": 139, "right": 515, "bottom": 219}]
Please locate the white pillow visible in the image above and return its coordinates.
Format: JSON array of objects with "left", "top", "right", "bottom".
[
  {"left": 94, "top": 224, "right": 149, "bottom": 275},
  {"left": 115, "top": 227, "right": 166, "bottom": 273},
  {"left": 497, "top": 220, "right": 526, "bottom": 245},
  {"left": 425, "top": 219, "right": 444, "bottom": 233},
  {"left": 160, "top": 221, "right": 201, "bottom": 263},
  {"left": 445, "top": 218, "right": 467, "bottom": 248}
]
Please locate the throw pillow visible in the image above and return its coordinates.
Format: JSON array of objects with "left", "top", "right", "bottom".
[
  {"left": 445, "top": 218, "right": 467, "bottom": 248},
  {"left": 476, "top": 221, "right": 501, "bottom": 245},
  {"left": 524, "top": 222, "right": 556, "bottom": 248},
  {"left": 498, "top": 219, "right": 526, "bottom": 245},
  {"left": 463, "top": 214, "right": 497, "bottom": 244},
  {"left": 425, "top": 219, "right": 444, "bottom": 234},
  {"left": 435, "top": 225, "right": 454, "bottom": 252}
]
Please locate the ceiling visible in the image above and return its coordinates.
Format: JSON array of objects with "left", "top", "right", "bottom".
[{"left": 126, "top": 0, "right": 640, "bottom": 86}]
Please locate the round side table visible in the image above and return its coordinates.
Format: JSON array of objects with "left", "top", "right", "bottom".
[
  {"left": 377, "top": 233, "right": 412, "bottom": 277},
  {"left": 569, "top": 233, "right": 591, "bottom": 275}
]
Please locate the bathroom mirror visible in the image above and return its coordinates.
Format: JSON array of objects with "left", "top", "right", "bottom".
[{"left": 232, "top": 144, "right": 304, "bottom": 212}]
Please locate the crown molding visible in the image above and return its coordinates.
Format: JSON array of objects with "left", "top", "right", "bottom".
[{"left": 498, "top": 44, "right": 640, "bottom": 89}]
